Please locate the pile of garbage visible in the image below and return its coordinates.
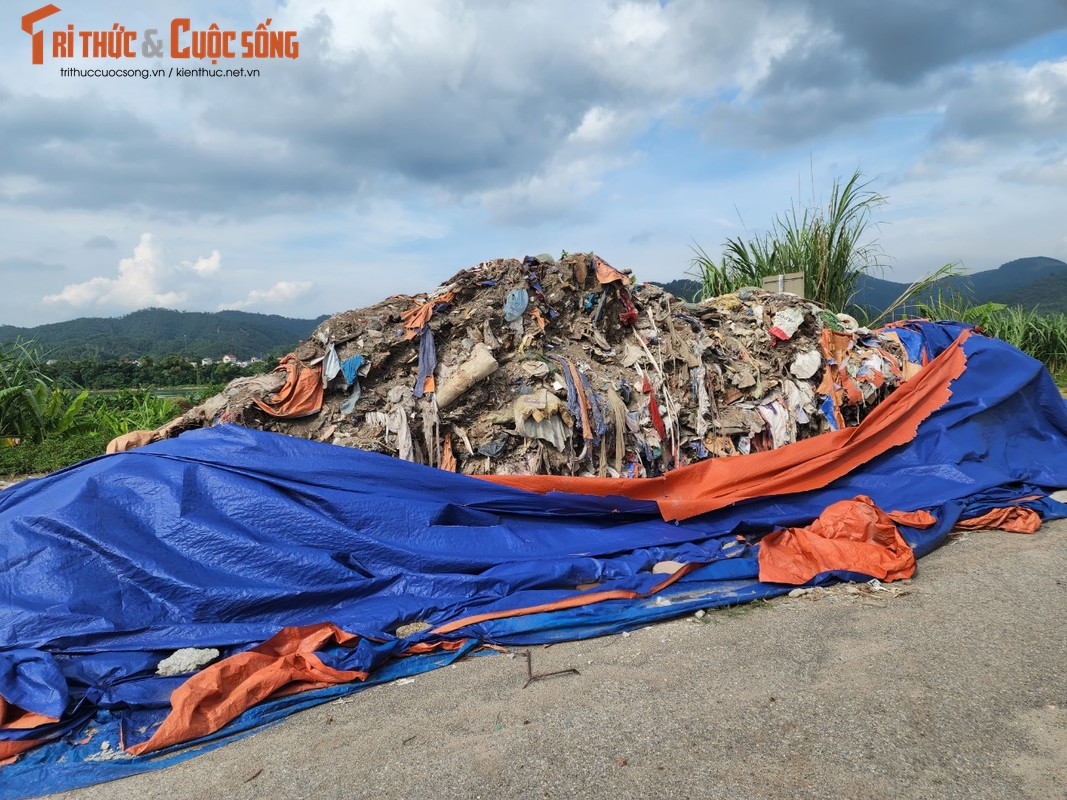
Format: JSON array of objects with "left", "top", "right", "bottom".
[{"left": 149, "top": 253, "right": 916, "bottom": 477}]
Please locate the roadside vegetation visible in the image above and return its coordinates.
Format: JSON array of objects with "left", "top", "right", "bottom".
[
  {"left": 0, "top": 342, "right": 187, "bottom": 475},
  {"left": 690, "top": 170, "right": 892, "bottom": 310},
  {"left": 916, "top": 295, "right": 1067, "bottom": 380},
  {"left": 43, "top": 354, "right": 272, "bottom": 390}
]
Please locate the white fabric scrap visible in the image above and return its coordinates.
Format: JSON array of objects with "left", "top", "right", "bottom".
[
  {"left": 782, "top": 380, "right": 815, "bottom": 425},
  {"left": 790, "top": 350, "right": 822, "bottom": 380},
  {"left": 156, "top": 647, "right": 220, "bottom": 676},
  {"left": 691, "top": 365, "right": 710, "bottom": 438},
  {"left": 771, "top": 307, "right": 805, "bottom": 339},
  {"left": 322, "top": 343, "right": 342, "bottom": 387},
  {"left": 758, "top": 400, "right": 792, "bottom": 448},
  {"left": 393, "top": 407, "right": 416, "bottom": 462}
]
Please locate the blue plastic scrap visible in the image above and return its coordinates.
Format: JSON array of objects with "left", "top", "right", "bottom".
[
  {"left": 413, "top": 325, "right": 437, "bottom": 398},
  {"left": 341, "top": 355, "right": 366, "bottom": 387},
  {"left": 503, "top": 289, "right": 529, "bottom": 322}
]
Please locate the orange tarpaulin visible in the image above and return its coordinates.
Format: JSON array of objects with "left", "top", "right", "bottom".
[
  {"left": 429, "top": 560, "right": 700, "bottom": 636},
  {"left": 0, "top": 696, "right": 57, "bottom": 732},
  {"left": 481, "top": 329, "right": 972, "bottom": 521},
  {"left": 757, "top": 495, "right": 935, "bottom": 585},
  {"left": 400, "top": 290, "right": 456, "bottom": 340},
  {"left": 955, "top": 506, "right": 1042, "bottom": 533},
  {"left": 128, "top": 623, "right": 365, "bottom": 755},
  {"left": 252, "top": 354, "right": 324, "bottom": 418},
  {"left": 593, "top": 254, "right": 628, "bottom": 284},
  {"left": 0, "top": 698, "right": 61, "bottom": 765},
  {"left": 0, "top": 739, "right": 45, "bottom": 767}
]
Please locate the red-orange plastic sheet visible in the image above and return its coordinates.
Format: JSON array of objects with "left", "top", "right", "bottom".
[
  {"left": 400, "top": 290, "right": 456, "bottom": 339},
  {"left": 482, "top": 329, "right": 972, "bottom": 520},
  {"left": 0, "top": 740, "right": 43, "bottom": 768},
  {"left": 954, "top": 506, "right": 1043, "bottom": 534},
  {"left": 252, "top": 354, "right": 324, "bottom": 418},
  {"left": 757, "top": 495, "right": 935, "bottom": 585},
  {"left": 128, "top": 624, "right": 365, "bottom": 755}
]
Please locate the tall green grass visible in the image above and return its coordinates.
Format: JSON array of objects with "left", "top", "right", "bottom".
[
  {"left": 690, "top": 170, "right": 888, "bottom": 311},
  {"left": 917, "top": 294, "right": 1067, "bottom": 376},
  {"left": 0, "top": 391, "right": 180, "bottom": 476}
]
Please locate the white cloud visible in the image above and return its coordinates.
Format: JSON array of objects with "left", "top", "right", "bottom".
[
  {"left": 606, "top": 2, "right": 669, "bottom": 47},
  {"left": 5, "top": 0, "right": 1067, "bottom": 328},
  {"left": 222, "top": 280, "right": 313, "bottom": 310},
  {"left": 43, "top": 233, "right": 190, "bottom": 308},
  {"left": 188, "top": 250, "right": 222, "bottom": 276},
  {"left": 906, "top": 138, "right": 989, "bottom": 180},
  {"left": 42, "top": 233, "right": 225, "bottom": 312},
  {"left": 941, "top": 59, "right": 1067, "bottom": 142},
  {"left": 477, "top": 151, "right": 633, "bottom": 226},
  {"left": 354, "top": 200, "right": 449, "bottom": 244}
]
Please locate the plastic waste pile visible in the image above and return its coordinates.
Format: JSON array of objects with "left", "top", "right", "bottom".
[{"left": 156, "top": 253, "right": 915, "bottom": 477}]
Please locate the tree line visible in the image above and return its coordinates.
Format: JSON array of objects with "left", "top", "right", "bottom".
[{"left": 43, "top": 355, "right": 278, "bottom": 390}]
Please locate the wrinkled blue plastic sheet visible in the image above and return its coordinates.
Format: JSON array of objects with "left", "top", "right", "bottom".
[{"left": 2, "top": 323, "right": 1067, "bottom": 798}]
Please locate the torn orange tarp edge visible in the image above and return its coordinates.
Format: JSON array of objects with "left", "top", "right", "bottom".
[
  {"left": 400, "top": 289, "right": 456, "bottom": 340},
  {"left": 0, "top": 696, "right": 61, "bottom": 767},
  {"left": 593, "top": 254, "right": 629, "bottom": 285},
  {"left": 0, "top": 738, "right": 46, "bottom": 767},
  {"left": 127, "top": 623, "right": 365, "bottom": 756},
  {"left": 816, "top": 329, "right": 863, "bottom": 427},
  {"left": 878, "top": 330, "right": 922, "bottom": 380},
  {"left": 252, "top": 354, "right": 324, "bottom": 418},
  {"left": 954, "top": 506, "right": 1042, "bottom": 533},
  {"left": 481, "top": 329, "right": 973, "bottom": 521},
  {"left": 0, "top": 695, "right": 58, "bottom": 732},
  {"left": 757, "top": 496, "right": 935, "bottom": 586},
  {"left": 403, "top": 639, "right": 471, "bottom": 655}
]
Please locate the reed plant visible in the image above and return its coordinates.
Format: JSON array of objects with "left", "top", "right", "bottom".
[{"left": 690, "top": 170, "right": 888, "bottom": 311}]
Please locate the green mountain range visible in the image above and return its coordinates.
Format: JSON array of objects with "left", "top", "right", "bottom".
[
  {"left": 852, "top": 256, "right": 1067, "bottom": 315},
  {"left": 0, "top": 308, "right": 328, "bottom": 361},
  {"left": 656, "top": 256, "right": 1067, "bottom": 314}
]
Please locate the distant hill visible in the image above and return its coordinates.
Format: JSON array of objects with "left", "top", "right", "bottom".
[
  {"left": 999, "top": 271, "right": 1067, "bottom": 315},
  {"left": 0, "top": 308, "right": 329, "bottom": 361},
  {"left": 654, "top": 257, "right": 1067, "bottom": 315},
  {"left": 652, "top": 279, "right": 702, "bottom": 301},
  {"left": 853, "top": 256, "right": 1067, "bottom": 316}
]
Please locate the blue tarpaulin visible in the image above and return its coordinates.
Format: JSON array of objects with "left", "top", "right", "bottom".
[{"left": 1, "top": 322, "right": 1067, "bottom": 797}]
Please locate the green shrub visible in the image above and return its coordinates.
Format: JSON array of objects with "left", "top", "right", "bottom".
[
  {"left": 0, "top": 431, "right": 110, "bottom": 476},
  {"left": 85, "top": 391, "right": 179, "bottom": 437},
  {"left": 0, "top": 340, "right": 92, "bottom": 443}
]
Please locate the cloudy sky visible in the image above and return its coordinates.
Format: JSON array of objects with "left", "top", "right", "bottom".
[{"left": 1, "top": 0, "right": 1065, "bottom": 327}]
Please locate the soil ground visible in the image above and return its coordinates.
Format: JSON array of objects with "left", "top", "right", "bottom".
[{"left": 46, "top": 519, "right": 1067, "bottom": 800}]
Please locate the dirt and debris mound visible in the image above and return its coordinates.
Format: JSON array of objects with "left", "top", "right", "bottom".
[{"left": 157, "top": 252, "right": 915, "bottom": 477}]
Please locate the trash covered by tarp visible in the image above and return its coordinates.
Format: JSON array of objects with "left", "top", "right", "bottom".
[
  {"left": 152, "top": 253, "right": 914, "bottom": 475},
  {"left": 3, "top": 320, "right": 1067, "bottom": 798}
]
